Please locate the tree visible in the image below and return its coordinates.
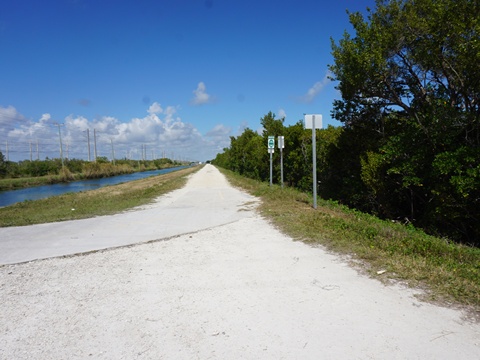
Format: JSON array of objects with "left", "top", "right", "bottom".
[
  {"left": 261, "top": 111, "right": 286, "bottom": 184},
  {"left": 283, "top": 121, "right": 312, "bottom": 190},
  {"left": 260, "top": 111, "right": 285, "bottom": 138},
  {"left": 229, "top": 128, "right": 265, "bottom": 180},
  {"left": 329, "top": 0, "right": 480, "bottom": 244}
]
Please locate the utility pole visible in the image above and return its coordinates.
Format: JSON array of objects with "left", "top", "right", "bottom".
[
  {"left": 36, "top": 140, "right": 39, "bottom": 160},
  {"left": 110, "top": 138, "right": 115, "bottom": 165},
  {"left": 87, "top": 129, "right": 91, "bottom": 161},
  {"left": 5, "top": 140, "right": 8, "bottom": 161},
  {"left": 93, "top": 128, "right": 98, "bottom": 162},
  {"left": 29, "top": 141, "right": 33, "bottom": 161},
  {"left": 55, "top": 122, "right": 65, "bottom": 170}
]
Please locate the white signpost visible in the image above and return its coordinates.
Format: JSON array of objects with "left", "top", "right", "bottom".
[
  {"left": 268, "top": 136, "right": 275, "bottom": 186},
  {"left": 304, "top": 114, "right": 322, "bottom": 209},
  {"left": 278, "top": 136, "right": 284, "bottom": 188}
]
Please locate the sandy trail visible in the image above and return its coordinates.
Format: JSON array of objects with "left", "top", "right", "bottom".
[
  {"left": 1, "top": 164, "right": 479, "bottom": 359},
  {"left": 0, "top": 165, "right": 257, "bottom": 265}
]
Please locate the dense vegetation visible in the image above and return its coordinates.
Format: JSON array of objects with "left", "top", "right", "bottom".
[{"left": 213, "top": 0, "right": 479, "bottom": 246}]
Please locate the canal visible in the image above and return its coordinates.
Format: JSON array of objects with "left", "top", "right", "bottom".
[{"left": 0, "top": 166, "right": 188, "bottom": 208}]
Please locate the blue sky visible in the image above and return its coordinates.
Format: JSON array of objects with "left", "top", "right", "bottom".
[{"left": 0, "top": 0, "right": 375, "bottom": 162}]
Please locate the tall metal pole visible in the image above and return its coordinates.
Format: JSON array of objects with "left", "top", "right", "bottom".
[
  {"left": 5, "top": 140, "right": 8, "bottom": 161},
  {"left": 312, "top": 115, "right": 317, "bottom": 209},
  {"left": 280, "top": 147, "right": 284, "bottom": 188},
  {"left": 87, "top": 129, "right": 91, "bottom": 162},
  {"left": 269, "top": 150, "right": 273, "bottom": 186},
  {"left": 278, "top": 136, "right": 284, "bottom": 188},
  {"left": 110, "top": 138, "right": 115, "bottom": 165},
  {"left": 93, "top": 128, "right": 97, "bottom": 162},
  {"left": 56, "top": 123, "right": 64, "bottom": 170}
]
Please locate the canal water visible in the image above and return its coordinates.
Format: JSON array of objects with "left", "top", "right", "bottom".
[{"left": 0, "top": 166, "right": 188, "bottom": 208}]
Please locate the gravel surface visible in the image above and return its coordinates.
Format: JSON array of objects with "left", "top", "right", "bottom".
[{"left": 1, "top": 164, "right": 479, "bottom": 359}]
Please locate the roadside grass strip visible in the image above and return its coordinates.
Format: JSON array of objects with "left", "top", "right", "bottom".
[{"left": 218, "top": 167, "right": 480, "bottom": 310}]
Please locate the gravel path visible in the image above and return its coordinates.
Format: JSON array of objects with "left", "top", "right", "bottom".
[{"left": 1, "top": 165, "right": 479, "bottom": 359}]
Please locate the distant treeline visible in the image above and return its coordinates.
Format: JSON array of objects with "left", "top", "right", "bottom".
[{"left": 0, "top": 155, "right": 181, "bottom": 189}]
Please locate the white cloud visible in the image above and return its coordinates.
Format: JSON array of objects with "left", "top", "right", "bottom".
[
  {"left": 0, "top": 105, "right": 27, "bottom": 127},
  {"left": 206, "top": 124, "right": 231, "bottom": 144},
  {"left": 277, "top": 108, "right": 287, "bottom": 119},
  {"left": 93, "top": 116, "right": 120, "bottom": 135},
  {"left": 206, "top": 124, "right": 231, "bottom": 137},
  {"left": 163, "top": 105, "right": 180, "bottom": 123},
  {"left": 65, "top": 115, "right": 89, "bottom": 132},
  {"left": 147, "top": 102, "right": 163, "bottom": 115},
  {"left": 205, "top": 124, "right": 232, "bottom": 153},
  {"left": 300, "top": 71, "right": 331, "bottom": 103},
  {"left": 39, "top": 113, "right": 51, "bottom": 122},
  {"left": 191, "top": 82, "right": 213, "bottom": 105},
  {"left": 0, "top": 103, "right": 227, "bottom": 162}
]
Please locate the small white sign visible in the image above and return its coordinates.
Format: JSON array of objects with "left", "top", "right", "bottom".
[
  {"left": 268, "top": 148, "right": 274, "bottom": 154},
  {"left": 278, "top": 136, "right": 284, "bottom": 149},
  {"left": 304, "top": 114, "right": 322, "bottom": 129}
]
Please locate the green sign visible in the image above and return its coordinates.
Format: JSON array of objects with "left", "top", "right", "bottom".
[{"left": 268, "top": 136, "right": 275, "bottom": 149}]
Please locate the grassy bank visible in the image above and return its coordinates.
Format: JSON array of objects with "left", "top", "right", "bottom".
[
  {"left": 0, "top": 166, "right": 200, "bottom": 226},
  {"left": 0, "top": 162, "right": 181, "bottom": 191},
  {"left": 0, "top": 167, "right": 99, "bottom": 190},
  {"left": 218, "top": 167, "right": 480, "bottom": 311}
]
